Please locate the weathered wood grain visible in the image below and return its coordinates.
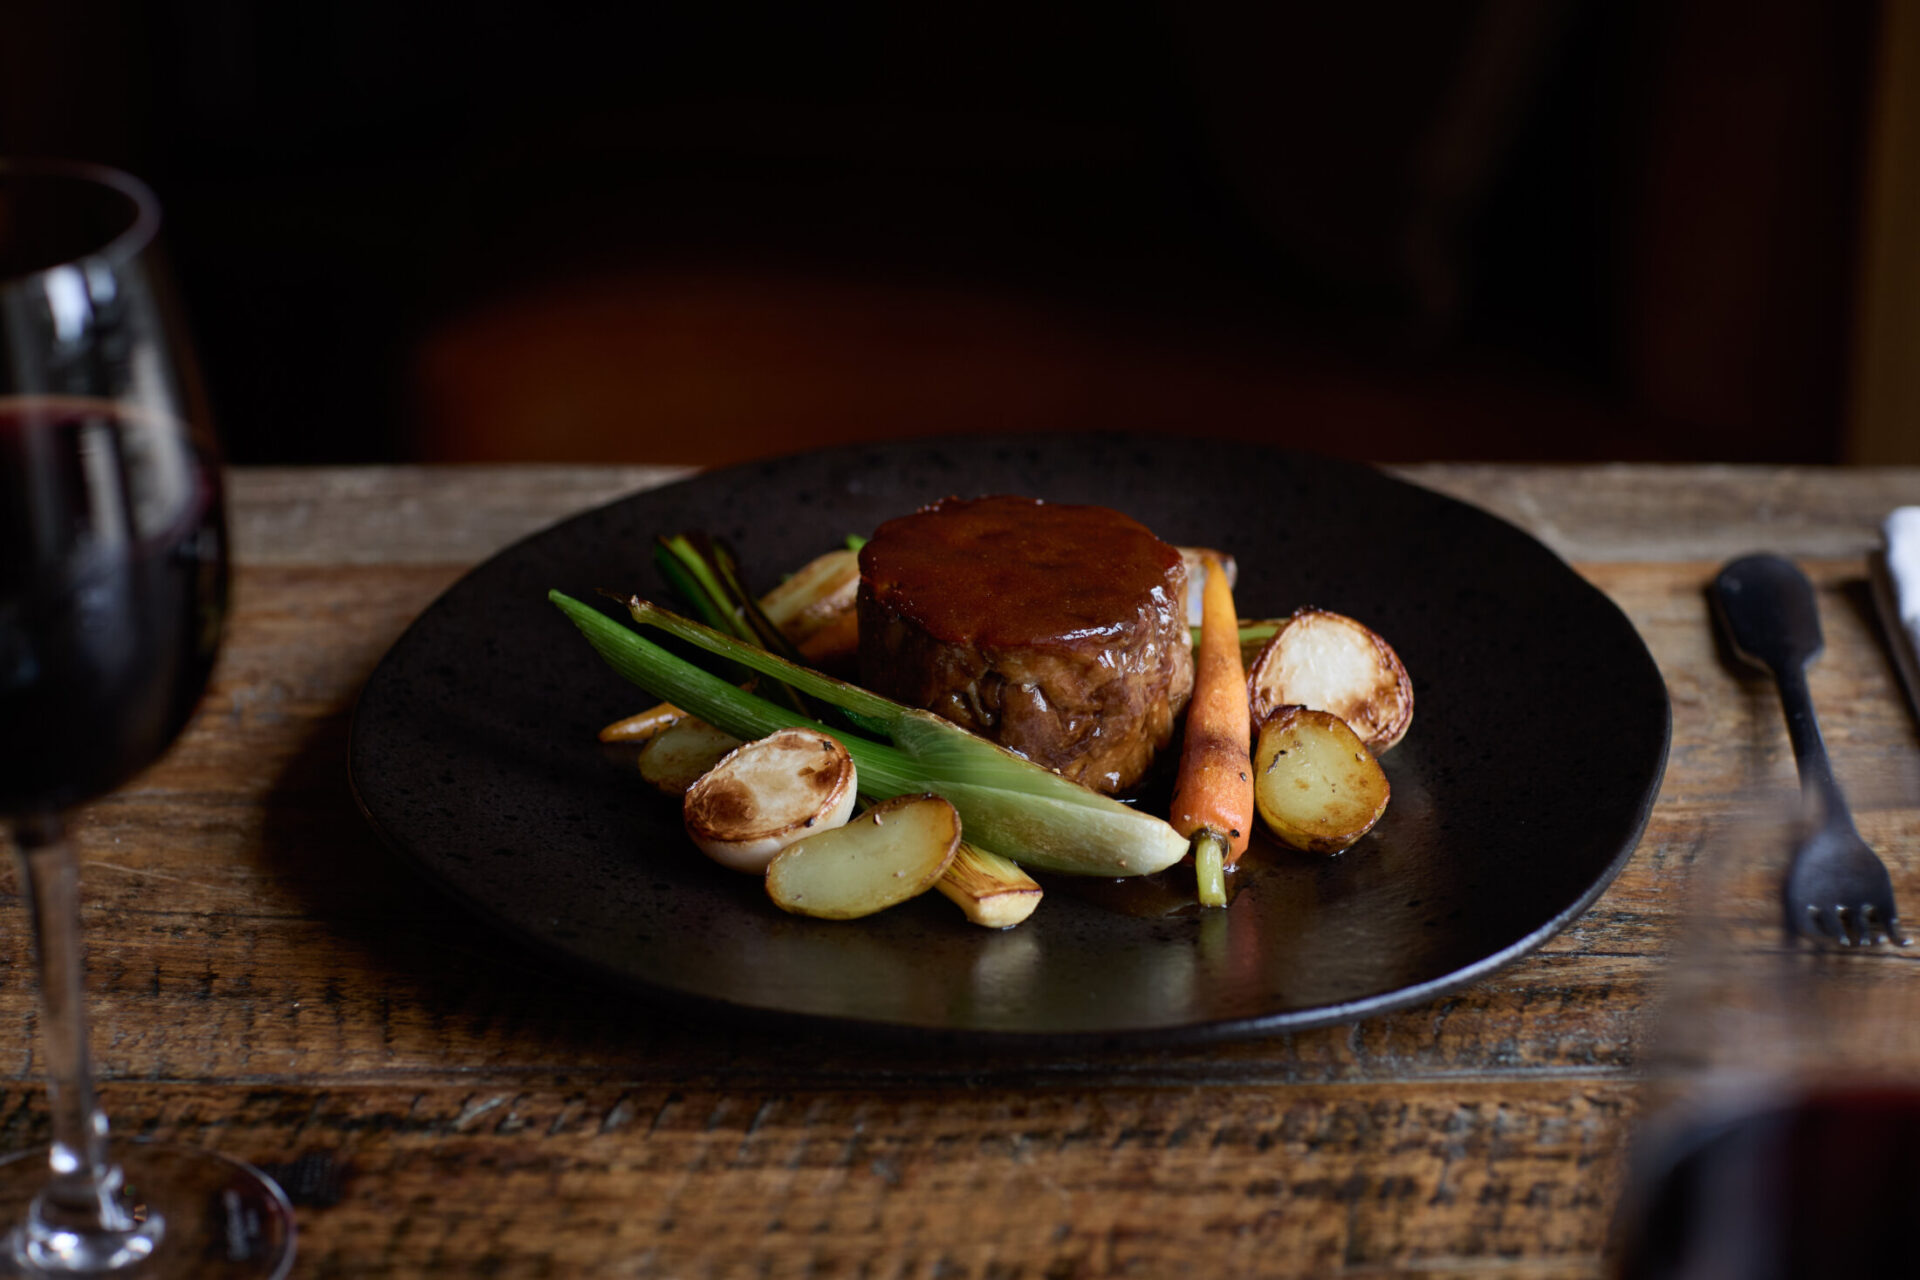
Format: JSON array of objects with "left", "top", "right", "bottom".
[
  {"left": 0, "top": 465, "right": 1908, "bottom": 1277},
  {"left": 0, "top": 1080, "right": 1636, "bottom": 1280},
  {"left": 228, "top": 466, "right": 696, "bottom": 567},
  {"left": 1393, "top": 464, "right": 1920, "bottom": 562},
  {"left": 227, "top": 463, "right": 1920, "bottom": 567}
]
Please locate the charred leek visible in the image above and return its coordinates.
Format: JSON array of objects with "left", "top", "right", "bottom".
[
  {"left": 937, "top": 842, "right": 1043, "bottom": 927},
  {"left": 550, "top": 590, "right": 1190, "bottom": 877}
]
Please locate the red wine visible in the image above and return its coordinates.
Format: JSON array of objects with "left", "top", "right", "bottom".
[
  {"left": 1614, "top": 1085, "right": 1920, "bottom": 1278},
  {"left": 0, "top": 398, "right": 227, "bottom": 816}
]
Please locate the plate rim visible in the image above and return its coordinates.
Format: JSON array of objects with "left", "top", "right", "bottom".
[{"left": 346, "top": 434, "right": 1672, "bottom": 1045}]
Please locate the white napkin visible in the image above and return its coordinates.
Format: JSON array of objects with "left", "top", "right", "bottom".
[{"left": 1872, "top": 507, "right": 1920, "bottom": 723}]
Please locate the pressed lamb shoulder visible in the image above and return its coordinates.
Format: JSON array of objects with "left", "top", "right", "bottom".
[{"left": 856, "top": 495, "right": 1193, "bottom": 795}]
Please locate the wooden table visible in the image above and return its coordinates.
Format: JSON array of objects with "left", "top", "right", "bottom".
[{"left": 8, "top": 462, "right": 1920, "bottom": 1278}]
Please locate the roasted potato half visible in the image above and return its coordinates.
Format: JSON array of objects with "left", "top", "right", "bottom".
[
  {"left": 682, "top": 728, "right": 858, "bottom": 873},
  {"left": 766, "top": 793, "right": 961, "bottom": 920},
  {"left": 758, "top": 547, "right": 860, "bottom": 648},
  {"left": 638, "top": 717, "right": 746, "bottom": 796},
  {"left": 599, "top": 703, "right": 687, "bottom": 744},
  {"left": 1236, "top": 619, "right": 1288, "bottom": 671},
  {"left": 1247, "top": 609, "right": 1412, "bottom": 752},
  {"left": 1253, "top": 706, "right": 1390, "bottom": 853}
]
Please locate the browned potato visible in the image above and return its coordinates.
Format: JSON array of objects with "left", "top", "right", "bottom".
[
  {"left": 1253, "top": 706, "right": 1390, "bottom": 853},
  {"left": 1246, "top": 609, "right": 1412, "bottom": 752},
  {"left": 637, "top": 717, "right": 745, "bottom": 796},
  {"left": 795, "top": 609, "right": 859, "bottom": 669},
  {"left": 1235, "top": 619, "right": 1287, "bottom": 671},
  {"left": 758, "top": 548, "right": 860, "bottom": 647},
  {"left": 599, "top": 703, "right": 687, "bottom": 744},
  {"left": 765, "top": 793, "right": 961, "bottom": 920},
  {"left": 682, "top": 728, "right": 858, "bottom": 873}
]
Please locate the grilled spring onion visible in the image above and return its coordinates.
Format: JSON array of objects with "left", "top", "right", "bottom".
[
  {"left": 602, "top": 543, "right": 861, "bottom": 741},
  {"left": 654, "top": 532, "right": 813, "bottom": 717},
  {"left": 550, "top": 590, "right": 1190, "bottom": 878},
  {"left": 656, "top": 533, "right": 802, "bottom": 659}
]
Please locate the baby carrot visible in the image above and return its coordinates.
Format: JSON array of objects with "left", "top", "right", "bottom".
[{"left": 1168, "top": 551, "right": 1254, "bottom": 907}]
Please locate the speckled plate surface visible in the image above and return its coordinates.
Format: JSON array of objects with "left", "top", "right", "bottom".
[{"left": 348, "top": 435, "right": 1669, "bottom": 1044}]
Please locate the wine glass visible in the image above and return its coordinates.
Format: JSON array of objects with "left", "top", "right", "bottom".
[
  {"left": 1610, "top": 792, "right": 1920, "bottom": 1277},
  {"left": 0, "top": 161, "right": 295, "bottom": 1275}
]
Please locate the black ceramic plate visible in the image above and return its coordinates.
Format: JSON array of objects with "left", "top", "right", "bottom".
[{"left": 348, "top": 435, "right": 1669, "bottom": 1044}]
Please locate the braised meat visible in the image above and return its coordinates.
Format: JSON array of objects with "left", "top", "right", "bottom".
[{"left": 856, "top": 495, "right": 1193, "bottom": 794}]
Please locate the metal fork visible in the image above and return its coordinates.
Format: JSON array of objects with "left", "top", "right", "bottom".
[{"left": 1712, "top": 553, "right": 1906, "bottom": 946}]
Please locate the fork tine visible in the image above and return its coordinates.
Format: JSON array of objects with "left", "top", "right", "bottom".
[
  {"left": 1854, "top": 903, "right": 1874, "bottom": 945},
  {"left": 1832, "top": 905, "right": 1857, "bottom": 947},
  {"left": 1802, "top": 903, "right": 1842, "bottom": 946},
  {"left": 1801, "top": 902, "right": 1829, "bottom": 944},
  {"left": 1860, "top": 903, "right": 1884, "bottom": 945},
  {"left": 1862, "top": 903, "right": 1901, "bottom": 946},
  {"left": 1876, "top": 907, "right": 1910, "bottom": 946}
]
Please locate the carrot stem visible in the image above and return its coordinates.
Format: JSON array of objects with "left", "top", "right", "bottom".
[
  {"left": 1169, "top": 552, "right": 1255, "bottom": 900},
  {"left": 1193, "top": 829, "right": 1228, "bottom": 908}
]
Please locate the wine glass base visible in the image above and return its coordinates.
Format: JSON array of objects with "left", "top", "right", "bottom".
[{"left": 0, "top": 1143, "right": 294, "bottom": 1278}]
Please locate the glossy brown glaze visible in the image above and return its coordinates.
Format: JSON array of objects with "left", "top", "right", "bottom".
[
  {"left": 856, "top": 496, "right": 1193, "bottom": 793},
  {"left": 858, "top": 495, "right": 1185, "bottom": 650}
]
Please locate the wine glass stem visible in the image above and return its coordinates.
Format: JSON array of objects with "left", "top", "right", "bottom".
[{"left": 12, "top": 814, "right": 134, "bottom": 1238}]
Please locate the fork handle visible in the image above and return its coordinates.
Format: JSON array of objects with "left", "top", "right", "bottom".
[{"left": 1772, "top": 659, "right": 1857, "bottom": 834}]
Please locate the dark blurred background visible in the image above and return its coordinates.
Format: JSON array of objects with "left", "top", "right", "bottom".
[{"left": 0, "top": 1, "right": 1888, "bottom": 465}]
